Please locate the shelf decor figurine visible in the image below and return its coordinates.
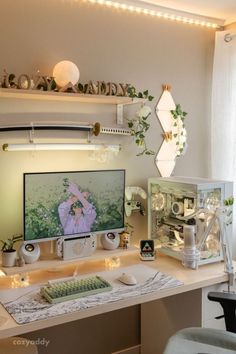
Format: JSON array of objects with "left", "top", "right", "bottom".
[
  {"left": 1, "top": 234, "right": 23, "bottom": 267},
  {"left": 119, "top": 223, "right": 134, "bottom": 249}
]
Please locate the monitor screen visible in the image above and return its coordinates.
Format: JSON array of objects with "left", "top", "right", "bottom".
[{"left": 24, "top": 169, "right": 125, "bottom": 242}]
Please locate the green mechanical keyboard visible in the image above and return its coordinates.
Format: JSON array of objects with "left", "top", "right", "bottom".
[{"left": 41, "top": 275, "right": 112, "bottom": 304}]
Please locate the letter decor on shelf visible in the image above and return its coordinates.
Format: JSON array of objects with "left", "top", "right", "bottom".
[
  {"left": 82, "top": 81, "right": 130, "bottom": 96},
  {"left": 0, "top": 70, "right": 131, "bottom": 97},
  {"left": 155, "top": 85, "right": 187, "bottom": 177}
]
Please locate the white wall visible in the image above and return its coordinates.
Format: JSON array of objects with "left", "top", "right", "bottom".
[{"left": 0, "top": 0, "right": 215, "bottom": 243}]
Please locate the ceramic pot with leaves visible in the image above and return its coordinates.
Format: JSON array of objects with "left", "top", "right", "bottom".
[{"left": 1, "top": 234, "right": 23, "bottom": 267}]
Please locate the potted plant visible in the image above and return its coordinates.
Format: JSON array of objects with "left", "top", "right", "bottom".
[{"left": 1, "top": 234, "right": 23, "bottom": 267}]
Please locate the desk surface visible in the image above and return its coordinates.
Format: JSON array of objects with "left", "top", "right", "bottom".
[{"left": 0, "top": 252, "right": 232, "bottom": 339}]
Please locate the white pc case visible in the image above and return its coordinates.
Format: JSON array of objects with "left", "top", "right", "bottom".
[{"left": 148, "top": 176, "right": 233, "bottom": 265}]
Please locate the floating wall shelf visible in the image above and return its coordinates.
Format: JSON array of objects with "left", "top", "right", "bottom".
[
  {"left": 0, "top": 88, "right": 133, "bottom": 104},
  {"left": 0, "top": 88, "right": 146, "bottom": 124}
]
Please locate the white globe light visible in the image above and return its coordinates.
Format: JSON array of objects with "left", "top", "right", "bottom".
[{"left": 53, "top": 60, "right": 80, "bottom": 88}]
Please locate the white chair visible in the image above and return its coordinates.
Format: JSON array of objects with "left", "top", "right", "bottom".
[
  {"left": 163, "top": 327, "right": 236, "bottom": 354},
  {"left": 0, "top": 336, "right": 38, "bottom": 354},
  {"left": 164, "top": 291, "right": 236, "bottom": 354}
]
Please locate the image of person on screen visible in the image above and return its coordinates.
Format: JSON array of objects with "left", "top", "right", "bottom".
[{"left": 58, "top": 182, "right": 97, "bottom": 235}]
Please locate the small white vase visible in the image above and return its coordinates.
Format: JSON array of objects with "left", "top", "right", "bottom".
[{"left": 1, "top": 250, "right": 17, "bottom": 267}]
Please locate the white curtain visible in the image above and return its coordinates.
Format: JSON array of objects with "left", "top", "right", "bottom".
[
  {"left": 211, "top": 30, "right": 236, "bottom": 179},
  {"left": 211, "top": 30, "right": 236, "bottom": 257}
]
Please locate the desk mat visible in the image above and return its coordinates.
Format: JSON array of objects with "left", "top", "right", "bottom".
[{"left": 1, "top": 264, "right": 183, "bottom": 324}]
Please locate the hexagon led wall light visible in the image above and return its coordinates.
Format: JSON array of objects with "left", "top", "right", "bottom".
[{"left": 155, "top": 85, "right": 187, "bottom": 177}]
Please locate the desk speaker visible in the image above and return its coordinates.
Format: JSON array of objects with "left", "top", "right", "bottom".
[
  {"left": 101, "top": 232, "right": 120, "bottom": 250},
  {"left": 19, "top": 243, "right": 40, "bottom": 264}
]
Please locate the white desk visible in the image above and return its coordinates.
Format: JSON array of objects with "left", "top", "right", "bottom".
[{"left": 0, "top": 252, "right": 233, "bottom": 354}]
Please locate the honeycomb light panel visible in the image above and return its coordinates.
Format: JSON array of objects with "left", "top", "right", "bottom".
[
  {"left": 155, "top": 86, "right": 177, "bottom": 177},
  {"left": 156, "top": 160, "right": 176, "bottom": 178}
]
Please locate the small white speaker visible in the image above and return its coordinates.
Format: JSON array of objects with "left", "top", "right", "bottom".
[
  {"left": 19, "top": 243, "right": 40, "bottom": 264},
  {"left": 101, "top": 232, "right": 120, "bottom": 250}
]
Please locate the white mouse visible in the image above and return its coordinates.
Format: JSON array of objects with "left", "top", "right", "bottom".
[{"left": 118, "top": 273, "right": 137, "bottom": 286}]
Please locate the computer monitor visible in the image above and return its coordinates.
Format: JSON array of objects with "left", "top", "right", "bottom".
[{"left": 24, "top": 169, "right": 125, "bottom": 242}]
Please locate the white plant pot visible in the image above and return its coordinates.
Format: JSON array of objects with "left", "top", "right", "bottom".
[{"left": 1, "top": 250, "right": 17, "bottom": 267}]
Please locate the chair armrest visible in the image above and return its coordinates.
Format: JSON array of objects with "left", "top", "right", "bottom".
[
  {"left": 208, "top": 291, "right": 236, "bottom": 303},
  {"left": 208, "top": 291, "right": 236, "bottom": 333}
]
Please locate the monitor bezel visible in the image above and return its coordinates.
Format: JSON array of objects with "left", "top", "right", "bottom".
[{"left": 23, "top": 169, "right": 126, "bottom": 243}]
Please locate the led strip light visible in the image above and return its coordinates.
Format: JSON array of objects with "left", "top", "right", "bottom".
[{"left": 83, "top": 0, "right": 223, "bottom": 29}]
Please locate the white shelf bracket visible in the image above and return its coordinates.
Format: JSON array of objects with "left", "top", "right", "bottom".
[{"left": 117, "top": 104, "right": 124, "bottom": 125}]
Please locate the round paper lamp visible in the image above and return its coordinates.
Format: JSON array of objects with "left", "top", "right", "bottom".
[{"left": 53, "top": 60, "right": 80, "bottom": 88}]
